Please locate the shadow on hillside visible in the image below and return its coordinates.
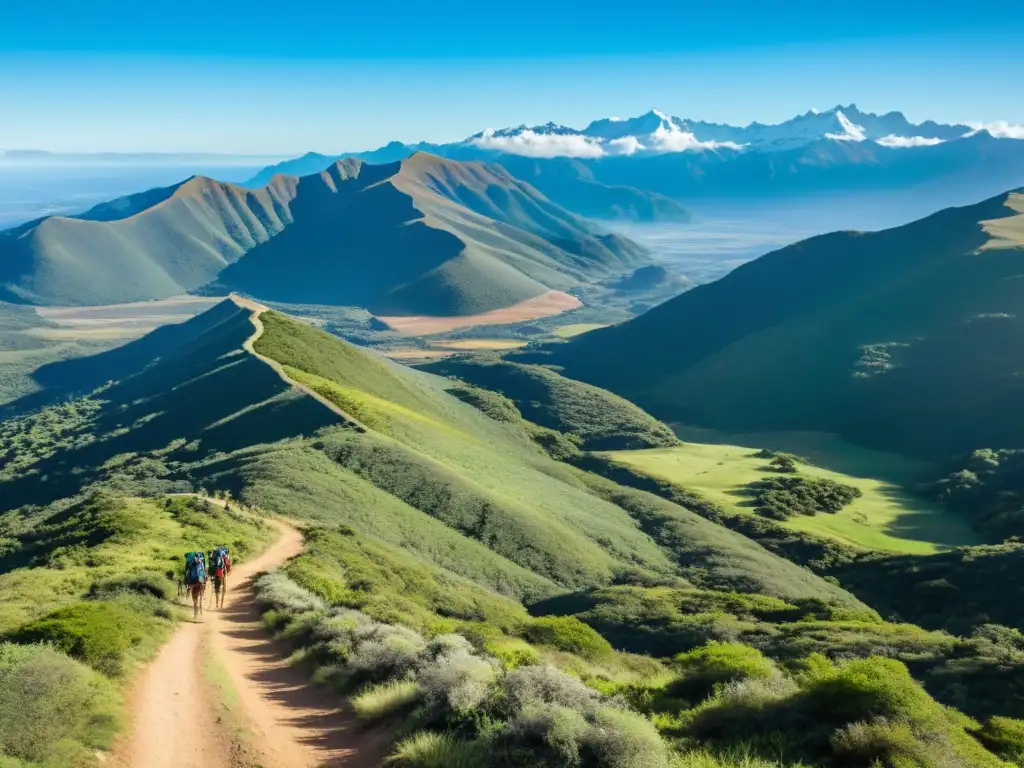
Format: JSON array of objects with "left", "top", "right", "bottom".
[{"left": 0, "top": 302, "right": 339, "bottom": 512}]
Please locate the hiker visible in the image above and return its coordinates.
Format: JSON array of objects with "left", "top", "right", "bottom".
[
  {"left": 209, "top": 545, "right": 232, "bottom": 610},
  {"left": 183, "top": 551, "right": 207, "bottom": 620}
]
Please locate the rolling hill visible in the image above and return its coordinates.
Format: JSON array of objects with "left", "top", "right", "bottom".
[
  {"left": 542, "top": 189, "right": 1024, "bottom": 460},
  {"left": 0, "top": 154, "right": 648, "bottom": 317},
  {"left": 6, "top": 297, "right": 1024, "bottom": 767}
]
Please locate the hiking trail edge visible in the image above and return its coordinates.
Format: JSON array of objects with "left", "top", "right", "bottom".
[
  {"left": 112, "top": 505, "right": 390, "bottom": 768},
  {"left": 232, "top": 293, "right": 366, "bottom": 430}
]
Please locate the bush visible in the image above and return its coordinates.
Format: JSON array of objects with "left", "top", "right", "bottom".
[
  {"left": 830, "top": 717, "right": 931, "bottom": 766},
  {"left": 387, "top": 731, "right": 485, "bottom": 768},
  {"left": 4, "top": 595, "right": 174, "bottom": 677},
  {"left": 799, "top": 655, "right": 925, "bottom": 724},
  {"left": 499, "top": 664, "right": 600, "bottom": 717},
  {"left": 977, "top": 716, "right": 1024, "bottom": 763},
  {"left": 484, "top": 637, "right": 541, "bottom": 669},
  {"left": 351, "top": 680, "right": 421, "bottom": 721},
  {"left": 582, "top": 707, "right": 669, "bottom": 768},
  {"left": 254, "top": 571, "right": 327, "bottom": 615},
  {"left": 0, "top": 643, "right": 121, "bottom": 766},
  {"left": 670, "top": 643, "right": 777, "bottom": 702},
  {"left": 767, "top": 456, "right": 798, "bottom": 473},
  {"left": 347, "top": 624, "right": 426, "bottom": 683},
  {"left": 88, "top": 569, "right": 175, "bottom": 600},
  {"left": 494, "top": 703, "right": 590, "bottom": 767},
  {"left": 418, "top": 647, "right": 498, "bottom": 715},
  {"left": 749, "top": 476, "right": 862, "bottom": 520},
  {"left": 524, "top": 617, "right": 613, "bottom": 660}
]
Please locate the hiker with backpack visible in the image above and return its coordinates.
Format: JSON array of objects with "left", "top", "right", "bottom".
[
  {"left": 208, "top": 545, "right": 231, "bottom": 610},
  {"left": 183, "top": 551, "right": 207, "bottom": 620}
]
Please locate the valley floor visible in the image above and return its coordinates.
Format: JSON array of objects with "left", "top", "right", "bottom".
[{"left": 606, "top": 433, "right": 983, "bottom": 554}]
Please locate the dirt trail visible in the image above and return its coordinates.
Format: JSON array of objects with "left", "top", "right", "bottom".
[
  {"left": 113, "top": 514, "right": 389, "bottom": 768},
  {"left": 231, "top": 293, "right": 365, "bottom": 430}
]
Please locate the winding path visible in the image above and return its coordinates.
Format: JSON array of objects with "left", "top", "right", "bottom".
[
  {"left": 232, "top": 293, "right": 365, "bottom": 430},
  {"left": 112, "top": 512, "right": 389, "bottom": 768}
]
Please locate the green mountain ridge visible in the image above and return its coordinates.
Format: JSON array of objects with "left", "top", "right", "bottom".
[
  {"left": 541, "top": 188, "right": 1024, "bottom": 459},
  {"left": 0, "top": 153, "right": 648, "bottom": 316},
  {"left": 5, "top": 297, "right": 1024, "bottom": 767}
]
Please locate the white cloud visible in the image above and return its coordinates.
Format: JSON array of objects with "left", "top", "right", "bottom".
[
  {"left": 825, "top": 111, "right": 867, "bottom": 142},
  {"left": 470, "top": 128, "right": 606, "bottom": 158},
  {"left": 875, "top": 134, "right": 945, "bottom": 148},
  {"left": 648, "top": 123, "right": 744, "bottom": 152},
  {"left": 607, "top": 136, "right": 644, "bottom": 155},
  {"left": 966, "top": 121, "right": 1024, "bottom": 139}
]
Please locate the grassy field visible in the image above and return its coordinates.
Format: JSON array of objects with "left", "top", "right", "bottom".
[
  {"left": 671, "top": 425, "right": 935, "bottom": 485},
  {"left": 553, "top": 323, "right": 609, "bottom": 338},
  {"left": 433, "top": 339, "right": 529, "bottom": 350},
  {"left": 605, "top": 442, "right": 982, "bottom": 554}
]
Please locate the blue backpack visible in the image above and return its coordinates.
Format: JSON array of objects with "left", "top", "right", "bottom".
[
  {"left": 184, "top": 551, "right": 206, "bottom": 585},
  {"left": 211, "top": 546, "right": 228, "bottom": 572}
]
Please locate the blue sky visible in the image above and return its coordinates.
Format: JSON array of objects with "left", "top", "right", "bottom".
[{"left": 1, "top": 0, "right": 1022, "bottom": 153}]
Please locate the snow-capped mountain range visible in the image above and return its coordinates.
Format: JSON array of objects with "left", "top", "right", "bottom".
[
  {"left": 242, "top": 104, "right": 1024, "bottom": 224},
  {"left": 465, "top": 104, "right": 1020, "bottom": 159}
]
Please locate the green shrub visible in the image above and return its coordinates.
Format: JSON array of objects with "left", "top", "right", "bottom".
[
  {"left": 830, "top": 717, "right": 933, "bottom": 766},
  {"left": 582, "top": 706, "right": 668, "bottom": 768},
  {"left": 749, "top": 476, "right": 862, "bottom": 520},
  {"left": 386, "top": 731, "right": 485, "bottom": 767},
  {"left": 484, "top": 637, "right": 541, "bottom": 669},
  {"left": 798, "top": 655, "right": 926, "bottom": 724},
  {"left": 524, "top": 617, "right": 614, "bottom": 659},
  {"left": 670, "top": 643, "right": 777, "bottom": 702},
  {"left": 88, "top": 569, "right": 175, "bottom": 600},
  {"left": 418, "top": 646, "right": 498, "bottom": 715},
  {"left": 286, "top": 557, "right": 348, "bottom": 604},
  {"left": 4, "top": 595, "right": 174, "bottom": 676},
  {"left": 976, "top": 716, "right": 1024, "bottom": 764},
  {"left": 498, "top": 664, "right": 600, "bottom": 716},
  {"left": 0, "top": 643, "right": 121, "bottom": 766},
  {"left": 492, "top": 703, "right": 591, "bottom": 767},
  {"left": 254, "top": 571, "right": 327, "bottom": 615},
  {"left": 351, "top": 680, "right": 421, "bottom": 721}
]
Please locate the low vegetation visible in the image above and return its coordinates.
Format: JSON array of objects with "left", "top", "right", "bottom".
[
  {"left": 930, "top": 447, "right": 1024, "bottom": 540},
  {"left": 3, "top": 298, "right": 1022, "bottom": 766},
  {"left": 599, "top": 443, "right": 979, "bottom": 554},
  {"left": 418, "top": 356, "right": 680, "bottom": 450},
  {"left": 0, "top": 643, "right": 121, "bottom": 768},
  {"left": 255, "top": 565, "right": 1012, "bottom": 768},
  {"left": 0, "top": 491, "right": 271, "bottom": 767},
  {"left": 747, "top": 475, "right": 862, "bottom": 521}
]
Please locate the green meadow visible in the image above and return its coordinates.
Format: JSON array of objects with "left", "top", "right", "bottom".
[{"left": 604, "top": 441, "right": 982, "bottom": 554}]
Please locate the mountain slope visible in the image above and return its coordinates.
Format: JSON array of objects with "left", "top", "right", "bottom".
[
  {"left": 542, "top": 189, "right": 1024, "bottom": 459},
  {"left": 0, "top": 154, "right": 646, "bottom": 314},
  {"left": 0, "top": 297, "right": 863, "bottom": 607},
  {"left": 217, "top": 154, "right": 647, "bottom": 316},
  {"left": 6, "top": 299, "right": 1018, "bottom": 768},
  {"left": 244, "top": 147, "right": 693, "bottom": 223},
  {"left": 243, "top": 106, "right": 1024, "bottom": 220},
  {"left": 0, "top": 175, "right": 300, "bottom": 305}
]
